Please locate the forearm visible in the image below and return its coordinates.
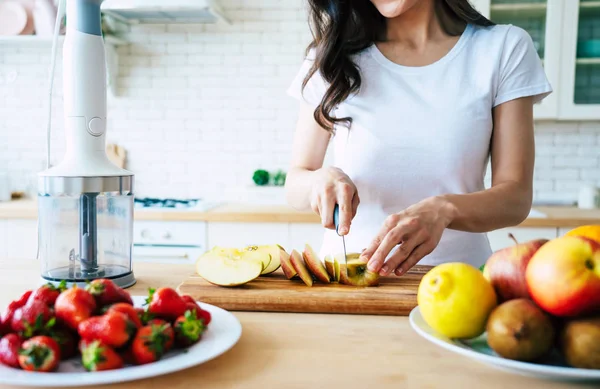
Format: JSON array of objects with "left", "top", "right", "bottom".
[
  {"left": 440, "top": 180, "right": 533, "bottom": 233},
  {"left": 284, "top": 167, "right": 318, "bottom": 211}
]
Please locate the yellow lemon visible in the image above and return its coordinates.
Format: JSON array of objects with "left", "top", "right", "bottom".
[{"left": 417, "top": 262, "right": 497, "bottom": 339}]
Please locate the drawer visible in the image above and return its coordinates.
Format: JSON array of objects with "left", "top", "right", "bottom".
[
  {"left": 132, "top": 245, "right": 204, "bottom": 264},
  {"left": 133, "top": 221, "right": 207, "bottom": 246}
]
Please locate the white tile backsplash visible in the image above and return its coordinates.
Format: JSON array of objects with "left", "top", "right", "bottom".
[{"left": 0, "top": 0, "right": 599, "bottom": 203}]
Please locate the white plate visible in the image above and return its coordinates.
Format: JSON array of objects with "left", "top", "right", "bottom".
[
  {"left": 409, "top": 306, "right": 600, "bottom": 382},
  {"left": 0, "top": 296, "right": 242, "bottom": 387}
]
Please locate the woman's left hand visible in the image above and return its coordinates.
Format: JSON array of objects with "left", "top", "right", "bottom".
[{"left": 362, "top": 196, "right": 455, "bottom": 276}]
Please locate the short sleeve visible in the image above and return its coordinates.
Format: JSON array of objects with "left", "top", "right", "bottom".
[
  {"left": 494, "top": 25, "right": 553, "bottom": 107},
  {"left": 286, "top": 49, "right": 328, "bottom": 107}
]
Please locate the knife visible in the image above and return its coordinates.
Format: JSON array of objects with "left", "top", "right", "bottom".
[{"left": 333, "top": 204, "right": 348, "bottom": 276}]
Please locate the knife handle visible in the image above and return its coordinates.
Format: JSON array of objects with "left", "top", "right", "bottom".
[{"left": 333, "top": 204, "right": 341, "bottom": 236}]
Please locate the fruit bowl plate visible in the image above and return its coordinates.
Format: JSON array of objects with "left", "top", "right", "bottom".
[
  {"left": 0, "top": 296, "right": 242, "bottom": 387},
  {"left": 409, "top": 306, "right": 600, "bottom": 382}
]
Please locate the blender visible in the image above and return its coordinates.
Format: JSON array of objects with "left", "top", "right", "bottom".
[{"left": 37, "top": 0, "right": 136, "bottom": 288}]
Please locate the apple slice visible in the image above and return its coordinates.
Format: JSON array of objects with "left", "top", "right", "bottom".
[
  {"left": 324, "top": 255, "right": 335, "bottom": 281},
  {"left": 302, "top": 244, "right": 330, "bottom": 283},
  {"left": 334, "top": 257, "right": 341, "bottom": 283},
  {"left": 196, "top": 252, "right": 262, "bottom": 286},
  {"left": 245, "top": 245, "right": 283, "bottom": 275},
  {"left": 338, "top": 253, "right": 379, "bottom": 287},
  {"left": 290, "top": 249, "right": 313, "bottom": 286},
  {"left": 279, "top": 248, "right": 297, "bottom": 279},
  {"left": 239, "top": 248, "right": 271, "bottom": 273}
]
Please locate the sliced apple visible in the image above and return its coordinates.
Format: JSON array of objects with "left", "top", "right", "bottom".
[
  {"left": 334, "top": 257, "right": 341, "bottom": 283},
  {"left": 245, "top": 244, "right": 283, "bottom": 275},
  {"left": 324, "top": 255, "right": 335, "bottom": 280},
  {"left": 242, "top": 250, "right": 272, "bottom": 273},
  {"left": 290, "top": 249, "right": 313, "bottom": 286},
  {"left": 302, "top": 244, "right": 330, "bottom": 283},
  {"left": 279, "top": 248, "right": 297, "bottom": 279},
  {"left": 338, "top": 253, "right": 379, "bottom": 287},
  {"left": 196, "top": 252, "right": 262, "bottom": 286}
]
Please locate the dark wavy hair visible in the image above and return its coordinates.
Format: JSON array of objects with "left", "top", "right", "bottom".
[{"left": 303, "top": 0, "right": 494, "bottom": 132}]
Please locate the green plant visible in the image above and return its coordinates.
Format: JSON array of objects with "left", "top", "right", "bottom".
[
  {"left": 252, "top": 170, "right": 270, "bottom": 186},
  {"left": 273, "top": 170, "right": 287, "bottom": 186}
]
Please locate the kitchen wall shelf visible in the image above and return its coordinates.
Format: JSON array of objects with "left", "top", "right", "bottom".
[
  {"left": 471, "top": 0, "right": 600, "bottom": 120},
  {"left": 0, "top": 35, "right": 128, "bottom": 95},
  {"left": 0, "top": 35, "right": 127, "bottom": 46},
  {"left": 577, "top": 57, "right": 600, "bottom": 65},
  {"left": 490, "top": 3, "right": 547, "bottom": 17}
]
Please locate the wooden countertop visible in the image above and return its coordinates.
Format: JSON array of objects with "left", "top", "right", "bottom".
[
  {"left": 1, "top": 199, "right": 600, "bottom": 227},
  {"left": 0, "top": 258, "right": 587, "bottom": 389}
]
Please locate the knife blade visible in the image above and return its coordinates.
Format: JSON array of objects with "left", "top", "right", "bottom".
[{"left": 333, "top": 204, "right": 348, "bottom": 276}]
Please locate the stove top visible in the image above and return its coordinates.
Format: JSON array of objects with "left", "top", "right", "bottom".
[{"left": 134, "top": 197, "right": 213, "bottom": 210}]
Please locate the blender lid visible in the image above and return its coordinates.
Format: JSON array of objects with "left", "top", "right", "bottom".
[{"left": 38, "top": 175, "right": 133, "bottom": 196}]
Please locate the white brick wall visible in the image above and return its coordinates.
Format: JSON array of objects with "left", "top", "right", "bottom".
[{"left": 0, "top": 0, "right": 599, "bottom": 204}]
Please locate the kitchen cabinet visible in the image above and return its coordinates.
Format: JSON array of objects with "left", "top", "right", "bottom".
[
  {"left": 132, "top": 221, "right": 207, "bottom": 264},
  {"left": 0, "top": 220, "right": 38, "bottom": 259},
  {"left": 207, "top": 222, "right": 291, "bottom": 250},
  {"left": 470, "top": 0, "right": 600, "bottom": 120},
  {"left": 558, "top": 1, "right": 600, "bottom": 119},
  {"left": 486, "top": 227, "right": 558, "bottom": 252}
]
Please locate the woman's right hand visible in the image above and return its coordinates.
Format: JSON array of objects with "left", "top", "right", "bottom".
[{"left": 310, "top": 167, "right": 359, "bottom": 235}]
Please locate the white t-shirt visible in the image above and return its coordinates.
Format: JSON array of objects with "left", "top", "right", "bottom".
[{"left": 286, "top": 24, "right": 552, "bottom": 268}]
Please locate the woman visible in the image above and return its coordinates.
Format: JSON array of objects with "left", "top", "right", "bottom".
[{"left": 284, "top": 0, "right": 552, "bottom": 276}]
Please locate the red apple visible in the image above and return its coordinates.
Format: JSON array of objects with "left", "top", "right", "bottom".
[
  {"left": 526, "top": 236, "right": 600, "bottom": 317},
  {"left": 483, "top": 234, "right": 548, "bottom": 302}
]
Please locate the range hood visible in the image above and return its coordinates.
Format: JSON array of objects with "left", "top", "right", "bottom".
[{"left": 101, "top": 0, "right": 229, "bottom": 24}]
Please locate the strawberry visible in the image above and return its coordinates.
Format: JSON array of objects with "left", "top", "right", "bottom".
[
  {"left": 11, "top": 299, "right": 55, "bottom": 338},
  {"left": 130, "top": 322, "right": 174, "bottom": 365},
  {"left": 1, "top": 290, "right": 32, "bottom": 334},
  {"left": 0, "top": 333, "right": 23, "bottom": 368},
  {"left": 196, "top": 309, "right": 211, "bottom": 326},
  {"left": 106, "top": 303, "right": 142, "bottom": 328},
  {"left": 144, "top": 319, "right": 174, "bottom": 350},
  {"left": 181, "top": 295, "right": 197, "bottom": 306},
  {"left": 173, "top": 310, "right": 205, "bottom": 347},
  {"left": 146, "top": 288, "right": 187, "bottom": 321},
  {"left": 55, "top": 286, "right": 97, "bottom": 330},
  {"left": 18, "top": 336, "right": 60, "bottom": 372},
  {"left": 79, "top": 339, "right": 124, "bottom": 371},
  {"left": 181, "top": 295, "right": 211, "bottom": 326},
  {"left": 135, "top": 307, "right": 153, "bottom": 326},
  {"left": 78, "top": 311, "right": 136, "bottom": 349},
  {"left": 86, "top": 279, "right": 133, "bottom": 308},
  {"left": 28, "top": 281, "right": 67, "bottom": 307},
  {"left": 49, "top": 327, "right": 78, "bottom": 360}
]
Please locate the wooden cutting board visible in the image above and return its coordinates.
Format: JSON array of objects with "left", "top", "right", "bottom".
[{"left": 176, "top": 265, "right": 433, "bottom": 316}]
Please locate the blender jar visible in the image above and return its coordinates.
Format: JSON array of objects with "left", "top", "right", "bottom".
[{"left": 38, "top": 175, "right": 135, "bottom": 288}]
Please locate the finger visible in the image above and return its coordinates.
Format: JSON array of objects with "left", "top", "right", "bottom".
[
  {"left": 320, "top": 191, "right": 336, "bottom": 230},
  {"left": 336, "top": 182, "right": 354, "bottom": 235},
  {"left": 310, "top": 197, "right": 320, "bottom": 215},
  {"left": 379, "top": 232, "right": 427, "bottom": 276},
  {"left": 362, "top": 215, "right": 399, "bottom": 269},
  {"left": 351, "top": 193, "right": 360, "bottom": 218},
  {"left": 367, "top": 222, "right": 410, "bottom": 274},
  {"left": 394, "top": 242, "right": 435, "bottom": 276}
]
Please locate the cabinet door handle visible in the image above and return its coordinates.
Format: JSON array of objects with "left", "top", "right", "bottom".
[{"left": 135, "top": 253, "right": 189, "bottom": 259}]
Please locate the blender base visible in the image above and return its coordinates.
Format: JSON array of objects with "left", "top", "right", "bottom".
[{"left": 42, "top": 264, "right": 137, "bottom": 289}]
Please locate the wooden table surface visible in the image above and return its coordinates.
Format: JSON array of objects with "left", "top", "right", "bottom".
[{"left": 0, "top": 258, "right": 597, "bottom": 389}]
